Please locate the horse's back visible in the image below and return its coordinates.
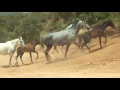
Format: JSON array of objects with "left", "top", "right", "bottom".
[
  {"left": 0, "top": 43, "right": 9, "bottom": 49},
  {"left": 25, "top": 43, "right": 33, "bottom": 49},
  {"left": 42, "top": 33, "right": 53, "bottom": 42},
  {"left": 0, "top": 43, "right": 9, "bottom": 55},
  {"left": 0, "top": 43, "right": 6, "bottom": 46},
  {"left": 41, "top": 26, "right": 76, "bottom": 46},
  {"left": 17, "top": 43, "right": 33, "bottom": 53}
]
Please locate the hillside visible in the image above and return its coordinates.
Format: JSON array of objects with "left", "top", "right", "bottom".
[{"left": 0, "top": 33, "right": 120, "bottom": 78}]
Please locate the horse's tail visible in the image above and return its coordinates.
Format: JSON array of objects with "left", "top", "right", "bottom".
[{"left": 40, "top": 37, "right": 45, "bottom": 52}]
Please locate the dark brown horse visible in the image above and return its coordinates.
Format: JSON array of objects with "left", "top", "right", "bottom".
[
  {"left": 16, "top": 38, "right": 40, "bottom": 64},
  {"left": 81, "top": 20, "right": 116, "bottom": 53}
]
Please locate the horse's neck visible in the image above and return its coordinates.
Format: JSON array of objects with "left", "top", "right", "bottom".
[
  {"left": 11, "top": 39, "right": 19, "bottom": 49},
  {"left": 71, "top": 24, "right": 81, "bottom": 35},
  {"left": 76, "top": 29, "right": 80, "bottom": 35},
  {"left": 101, "top": 23, "right": 109, "bottom": 31}
]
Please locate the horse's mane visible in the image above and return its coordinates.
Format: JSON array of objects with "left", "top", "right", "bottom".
[
  {"left": 91, "top": 23, "right": 100, "bottom": 30},
  {"left": 92, "top": 20, "right": 112, "bottom": 28},
  {"left": 91, "top": 20, "right": 113, "bottom": 32},
  {"left": 69, "top": 19, "right": 79, "bottom": 29},
  {"left": 101, "top": 21, "right": 109, "bottom": 26},
  {"left": 6, "top": 38, "right": 18, "bottom": 43}
]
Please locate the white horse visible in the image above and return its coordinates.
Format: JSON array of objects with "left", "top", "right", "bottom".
[{"left": 0, "top": 37, "right": 25, "bottom": 67}]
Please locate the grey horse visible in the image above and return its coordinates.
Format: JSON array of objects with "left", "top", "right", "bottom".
[
  {"left": 40, "top": 19, "right": 91, "bottom": 61},
  {"left": 53, "top": 23, "right": 92, "bottom": 54}
]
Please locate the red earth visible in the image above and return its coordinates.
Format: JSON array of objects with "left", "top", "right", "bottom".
[{"left": 0, "top": 32, "right": 120, "bottom": 78}]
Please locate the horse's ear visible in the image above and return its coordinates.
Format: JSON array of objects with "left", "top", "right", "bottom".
[{"left": 18, "top": 36, "right": 22, "bottom": 40}]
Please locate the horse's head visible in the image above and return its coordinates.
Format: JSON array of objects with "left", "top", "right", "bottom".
[
  {"left": 70, "top": 20, "right": 92, "bottom": 32},
  {"left": 18, "top": 37, "right": 25, "bottom": 47},
  {"left": 81, "top": 20, "right": 91, "bottom": 31},
  {"left": 108, "top": 20, "right": 116, "bottom": 29}
]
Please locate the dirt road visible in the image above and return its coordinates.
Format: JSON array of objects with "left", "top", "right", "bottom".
[{"left": 0, "top": 34, "right": 120, "bottom": 78}]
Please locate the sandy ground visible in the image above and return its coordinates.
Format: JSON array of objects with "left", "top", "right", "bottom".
[{"left": 0, "top": 33, "right": 120, "bottom": 78}]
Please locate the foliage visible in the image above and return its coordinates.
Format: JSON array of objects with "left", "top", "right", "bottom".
[{"left": 0, "top": 12, "right": 119, "bottom": 42}]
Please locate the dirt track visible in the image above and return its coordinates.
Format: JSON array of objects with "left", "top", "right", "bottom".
[{"left": 0, "top": 33, "right": 120, "bottom": 78}]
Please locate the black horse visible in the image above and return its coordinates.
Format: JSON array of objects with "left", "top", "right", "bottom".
[{"left": 81, "top": 20, "right": 116, "bottom": 53}]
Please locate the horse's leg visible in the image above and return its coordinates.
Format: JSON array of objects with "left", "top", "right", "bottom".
[
  {"left": 81, "top": 35, "right": 91, "bottom": 54},
  {"left": 9, "top": 55, "right": 12, "bottom": 67},
  {"left": 16, "top": 54, "right": 19, "bottom": 61},
  {"left": 65, "top": 43, "right": 71, "bottom": 58},
  {"left": 81, "top": 42, "right": 85, "bottom": 54},
  {"left": 72, "top": 39, "right": 80, "bottom": 48},
  {"left": 99, "top": 35, "right": 102, "bottom": 48},
  {"left": 88, "top": 39, "right": 95, "bottom": 46},
  {"left": 33, "top": 51, "right": 38, "bottom": 60},
  {"left": 102, "top": 33, "right": 107, "bottom": 45},
  {"left": 81, "top": 42, "right": 90, "bottom": 54},
  {"left": 9, "top": 53, "right": 18, "bottom": 66},
  {"left": 20, "top": 52, "right": 24, "bottom": 65},
  {"left": 45, "top": 44, "right": 53, "bottom": 61},
  {"left": 54, "top": 45, "right": 59, "bottom": 54},
  {"left": 15, "top": 53, "right": 24, "bottom": 65},
  {"left": 29, "top": 52, "right": 33, "bottom": 63},
  {"left": 77, "top": 36, "right": 83, "bottom": 49},
  {"left": 85, "top": 44, "right": 91, "bottom": 53},
  {"left": 60, "top": 45, "right": 64, "bottom": 54}
]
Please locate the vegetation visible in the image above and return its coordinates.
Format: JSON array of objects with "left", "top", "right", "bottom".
[{"left": 0, "top": 12, "right": 120, "bottom": 43}]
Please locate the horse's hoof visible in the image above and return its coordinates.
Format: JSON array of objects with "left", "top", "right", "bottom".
[
  {"left": 22, "top": 63, "right": 24, "bottom": 65},
  {"left": 14, "top": 63, "right": 17, "bottom": 66},
  {"left": 15, "top": 63, "right": 19, "bottom": 66},
  {"left": 104, "top": 41, "right": 107, "bottom": 45},
  {"left": 65, "top": 56, "right": 67, "bottom": 58},
  {"left": 46, "top": 60, "right": 51, "bottom": 64}
]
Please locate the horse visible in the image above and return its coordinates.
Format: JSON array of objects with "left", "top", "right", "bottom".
[
  {"left": 40, "top": 23, "right": 75, "bottom": 55},
  {"left": 60, "top": 28, "right": 91, "bottom": 52},
  {"left": 16, "top": 38, "right": 40, "bottom": 64},
  {"left": 81, "top": 20, "right": 116, "bottom": 53},
  {"left": 0, "top": 37, "right": 25, "bottom": 67},
  {"left": 52, "top": 23, "right": 76, "bottom": 54},
  {"left": 40, "top": 19, "right": 91, "bottom": 61},
  {"left": 53, "top": 25, "right": 92, "bottom": 54}
]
